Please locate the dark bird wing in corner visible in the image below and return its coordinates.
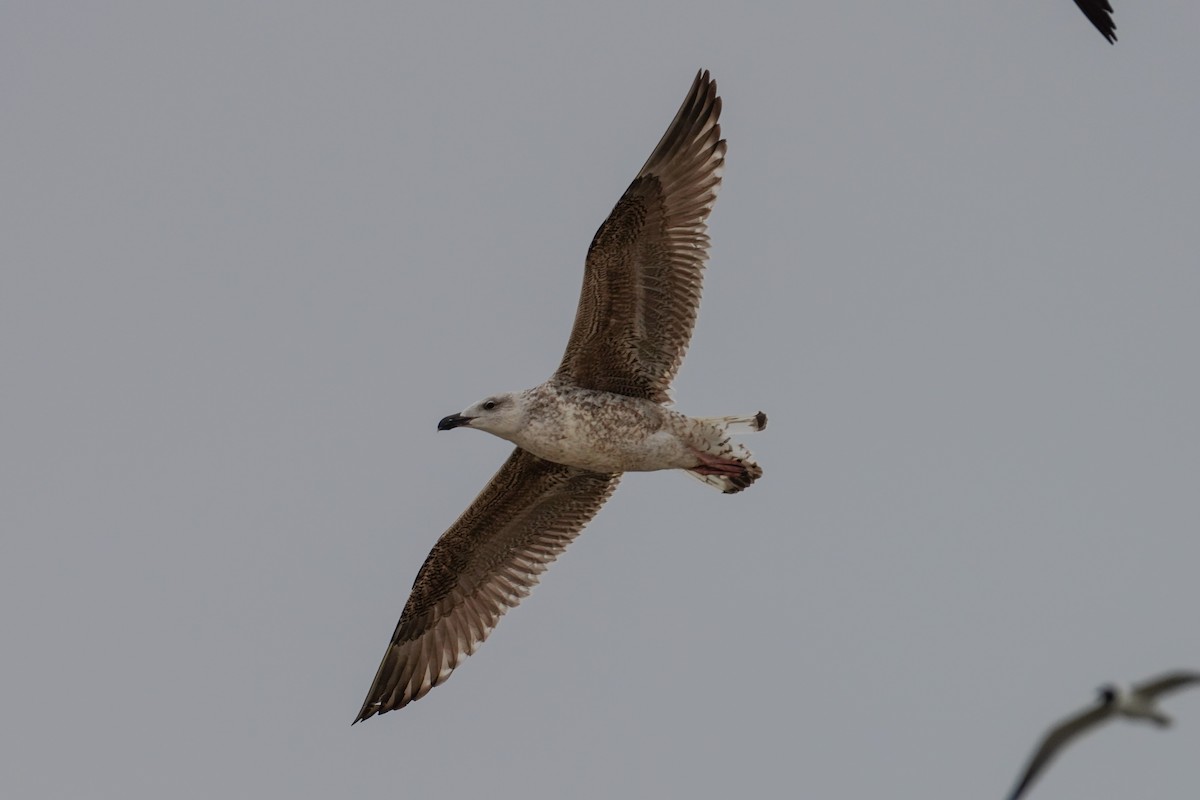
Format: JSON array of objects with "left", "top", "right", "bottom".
[
  {"left": 554, "top": 69, "right": 727, "bottom": 403},
  {"left": 1007, "top": 701, "right": 1116, "bottom": 800},
  {"left": 1132, "top": 670, "right": 1200, "bottom": 699},
  {"left": 354, "top": 449, "right": 620, "bottom": 721},
  {"left": 1073, "top": 0, "right": 1117, "bottom": 43}
]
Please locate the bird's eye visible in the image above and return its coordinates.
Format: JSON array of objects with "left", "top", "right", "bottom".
[{"left": 483, "top": 400, "right": 496, "bottom": 411}]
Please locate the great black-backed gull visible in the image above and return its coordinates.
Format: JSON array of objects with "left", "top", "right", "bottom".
[{"left": 355, "top": 70, "right": 765, "bottom": 722}]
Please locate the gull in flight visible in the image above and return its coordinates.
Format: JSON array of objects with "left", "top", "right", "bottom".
[
  {"left": 1006, "top": 669, "right": 1200, "bottom": 800},
  {"left": 355, "top": 70, "right": 765, "bottom": 722}
]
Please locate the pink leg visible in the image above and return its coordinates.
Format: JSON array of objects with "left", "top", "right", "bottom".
[{"left": 690, "top": 448, "right": 747, "bottom": 477}]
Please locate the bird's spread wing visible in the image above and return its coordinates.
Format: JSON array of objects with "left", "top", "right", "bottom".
[
  {"left": 1133, "top": 670, "right": 1200, "bottom": 699},
  {"left": 1073, "top": 0, "right": 1117, "bottom": 43},
  {"left": 554, "top": 69, "right": 726, "bottom": 403},
  {"left": 355, "top": 449, "right": 620, "bottom": 721},
  {"left": 1007, "top": 702, "right": 1114, "bottom": 800}
]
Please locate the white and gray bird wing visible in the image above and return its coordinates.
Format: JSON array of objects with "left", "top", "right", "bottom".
[
  {"left": 553, "top": 69, "right": 726, "bottom": 403},
  {"left": 1132, "top": 670, "right": 1200, "bottom": 699},
  {"left": 1007, "top": 701, "right": 1117, "bottom": 800},
  {"left": 354, "top": 449, "right": 620, "bottom": 721},
  {"left": 1073, "top": 0, "right": 1117, "bottom": 43}
]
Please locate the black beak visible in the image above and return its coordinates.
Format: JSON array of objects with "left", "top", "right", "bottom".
[{"left": 437, "top": 413, "right": 472, "bottom": 431}]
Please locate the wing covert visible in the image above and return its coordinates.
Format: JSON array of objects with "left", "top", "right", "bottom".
[
  {"left": 554, "top": 69, "right": 726, "bottom": 402},
  {"left": 355, "top": 448, "right": 619, "bottom": 721}
]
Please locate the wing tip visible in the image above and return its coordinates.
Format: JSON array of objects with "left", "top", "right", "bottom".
[
  {"left": 1076, "top": 0, "right": 1117, "bottom": 42},
  {"left": 636, "top": 68, "right": 724, "bottom": 182},
  {"left": 352, "top": 703, "right": 378, "bottom": 725}
]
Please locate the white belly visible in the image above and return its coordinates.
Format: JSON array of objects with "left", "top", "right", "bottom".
[{"left": 511, "top": 389, "right": 696, "bottom": 473}]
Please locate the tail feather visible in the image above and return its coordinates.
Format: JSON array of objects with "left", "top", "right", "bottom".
[{"left": 685, "top": 411, "right": 766, "bottom": 494}]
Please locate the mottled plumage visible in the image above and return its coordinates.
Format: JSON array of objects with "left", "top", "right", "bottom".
[
  {"left": 357, "top": 450, "right": 619, "bottom": 716},
  {"left": 355, "top": 70, "right": 765, "bottom": 722},
  {"left": 555, "top": 73, "right": 724, "bottom": 402}
]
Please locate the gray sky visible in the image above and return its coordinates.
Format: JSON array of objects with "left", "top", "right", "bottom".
[{"left": 4, "top": 2, "right": 1199, "bottom": 798}]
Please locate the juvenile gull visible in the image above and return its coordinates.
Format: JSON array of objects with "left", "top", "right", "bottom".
[
  {"left": 354, "top": 70, "right": 765, "bottom": 722},
  {"left": 1005, "top": 669, "right": 1200, "bottom": 800}
]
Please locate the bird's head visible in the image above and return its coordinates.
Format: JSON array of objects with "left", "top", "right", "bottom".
[
  {"left": 438, "top": 392, "right": 526, "bottom": 439},
  {"left": 1095, "top": 684, "right": 1119, "bottom": 705}
]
